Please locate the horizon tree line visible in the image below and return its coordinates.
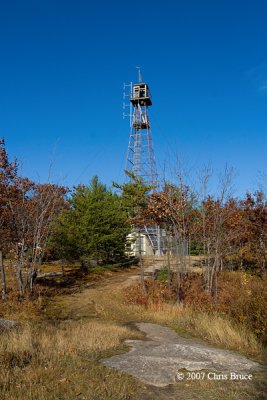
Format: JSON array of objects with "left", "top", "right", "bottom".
[{"left": 0, "top": 138, "right": 266, "bottom": 300}]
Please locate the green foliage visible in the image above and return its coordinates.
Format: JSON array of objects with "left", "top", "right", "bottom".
[
  {"left": 190, "top": 240, "right": 205, "bottom": 256},
  {"left": 155, "top": 265, "right": 170, "bottom": 282},
  {"left": 113, "top": 171, "right": 152, "bottom": 219},
  {"left": 50, "top": 176, "right": 130, "bottom": 263},
  {"left": 88, "top": 259, "right": 136, "bottom": 274}
]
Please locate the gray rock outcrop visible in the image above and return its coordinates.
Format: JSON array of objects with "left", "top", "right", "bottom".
[
  {"left": 101, "top": 323, "right": 264, "bottom": 387},
  {"left": 0, "top": 319, "right": 17, "bottom": 332}
]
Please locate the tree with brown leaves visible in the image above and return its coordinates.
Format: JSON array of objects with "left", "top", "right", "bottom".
[{"left": 0, "top": 139, "right": 68, "bottom": 297}]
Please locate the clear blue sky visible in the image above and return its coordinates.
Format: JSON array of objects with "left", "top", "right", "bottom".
[{"left": 0, "top": 0, "right": 266, "bottom": 196}]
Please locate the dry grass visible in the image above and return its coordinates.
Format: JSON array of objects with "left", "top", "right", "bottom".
[
  {"left": 147, "top": 306, "right": 262, "bottom": 357},
  {"left": 0, "top": 267, "right": 266, "bottom": 400},
  {"left": 0, "top": 320, "right": 138, "bottom": 360},
  {"left": 0, "top": 320, "right": 142, "bottom": 400},
  {"left": 85, "top": 286, "right": 263, "bottom": 358},
  {"left": 181, "top": 312, "right": 261, "bottom": 354}
]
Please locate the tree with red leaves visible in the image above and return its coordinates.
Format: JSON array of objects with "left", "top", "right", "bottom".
[{"left": 0, "top": 139, "right": 68, "bottom": 297}]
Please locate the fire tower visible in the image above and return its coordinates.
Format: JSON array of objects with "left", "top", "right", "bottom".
[
  {"left": 124, "top": 70, "right": 164, "bottom": 255},
  {"left": 125, "top": 71, "right": 158, "bottom": 187}
]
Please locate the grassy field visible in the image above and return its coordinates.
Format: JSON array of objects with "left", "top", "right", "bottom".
[{"left": 0, "top": 264, "right": 266, "bottom": 400}]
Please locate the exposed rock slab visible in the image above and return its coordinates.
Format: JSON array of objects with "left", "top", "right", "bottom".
[
  {"left": 101, "top": 323, "right": 264, "bottom": 387},
  {"left": 0, "top": 319, "right": 17, "bottom": 332}
]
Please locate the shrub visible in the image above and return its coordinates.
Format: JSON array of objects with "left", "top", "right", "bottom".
[{"left": 125, "top": 271, "right": 267, "bottom": 344}]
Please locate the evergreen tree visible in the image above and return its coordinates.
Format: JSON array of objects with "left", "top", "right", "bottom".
[
  {"left": 51, "top": 176, "right": 130, "bottom": 264},
  {"left": 113, "top": 171, "right": 153, "bottom": 222}
]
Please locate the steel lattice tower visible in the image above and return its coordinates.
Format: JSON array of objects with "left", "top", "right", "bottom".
[
  {"left": 125, "top": 72, "right": 158, "bottom": 188},
  {"left": 124, "top": 70, "right": 163, "bottom": 255}
]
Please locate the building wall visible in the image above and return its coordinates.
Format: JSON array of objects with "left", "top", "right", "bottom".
[{"left": 126, "top": 232, "right": 154, "bottom": 257}]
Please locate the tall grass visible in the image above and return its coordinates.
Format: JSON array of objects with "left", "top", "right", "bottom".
[
  {"left": 175, "top": 310, "right": 261, "bottom": 354},
  {"left": 84, "top": 286, "right": 263, "bottom": 358},
  {"left": 0, "top": 320, "right": 138, "bottom": 364},
  {"left": 0, "top": 321, "right": 140, "bottom": 400},
  {"left": 136, "top": 305, "right": 261, "bottom": 355}
]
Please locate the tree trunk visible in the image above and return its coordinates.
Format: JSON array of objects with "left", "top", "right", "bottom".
[
  {"left": 174, "top": 234, "right": 182, "bottom": 303},
  {"left": 16, "top": 259, "right": 24, "bottom": 297},
  {"left": 210, "top": 251, "right": 219, "bottom": 296},
  {"left": 204, "top": 241, "right": 211, "bottom": 292},
  {"left": 166, "top": 232, "right": 172, "bottom": 290},
  {"left": 138, "top": 229, "right": 146, "bottom": 294},
  {"left": 0, "top": 251, "right": 7, "bottom": 301},
  {"left": 188, "top": 236, "right": 191, "bottom": 268}
]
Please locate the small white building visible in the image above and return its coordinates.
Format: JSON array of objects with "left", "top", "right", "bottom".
[{"left": 126, "top": 227, "right": 166, "bottom": 257}]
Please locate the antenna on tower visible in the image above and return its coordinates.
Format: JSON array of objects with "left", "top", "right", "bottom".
[
  {"left": 136, "top": 66, "right": 142, "bottom": 83},
  {"left": 123, "top": 82, "right": 133, "bottom": 127}
]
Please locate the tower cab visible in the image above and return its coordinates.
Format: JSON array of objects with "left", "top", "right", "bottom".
[{"left": 130, "top": 83, "right": 152, "bottom": 106}]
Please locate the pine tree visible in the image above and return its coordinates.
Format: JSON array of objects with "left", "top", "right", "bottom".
[{"left": 50, "top": 176, "right": 130, "bottom": 264}]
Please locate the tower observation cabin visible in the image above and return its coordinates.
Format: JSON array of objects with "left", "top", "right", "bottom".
[{"left": 130, "top": 83, "right": 152, "bottom": 107}]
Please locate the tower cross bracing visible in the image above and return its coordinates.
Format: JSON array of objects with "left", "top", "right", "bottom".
[
  {"left": 125, "top": 80, "right": 158, "bottom": 188},
  {"left": 124, "top": 72, "right": 163, "bottom": 255}
]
